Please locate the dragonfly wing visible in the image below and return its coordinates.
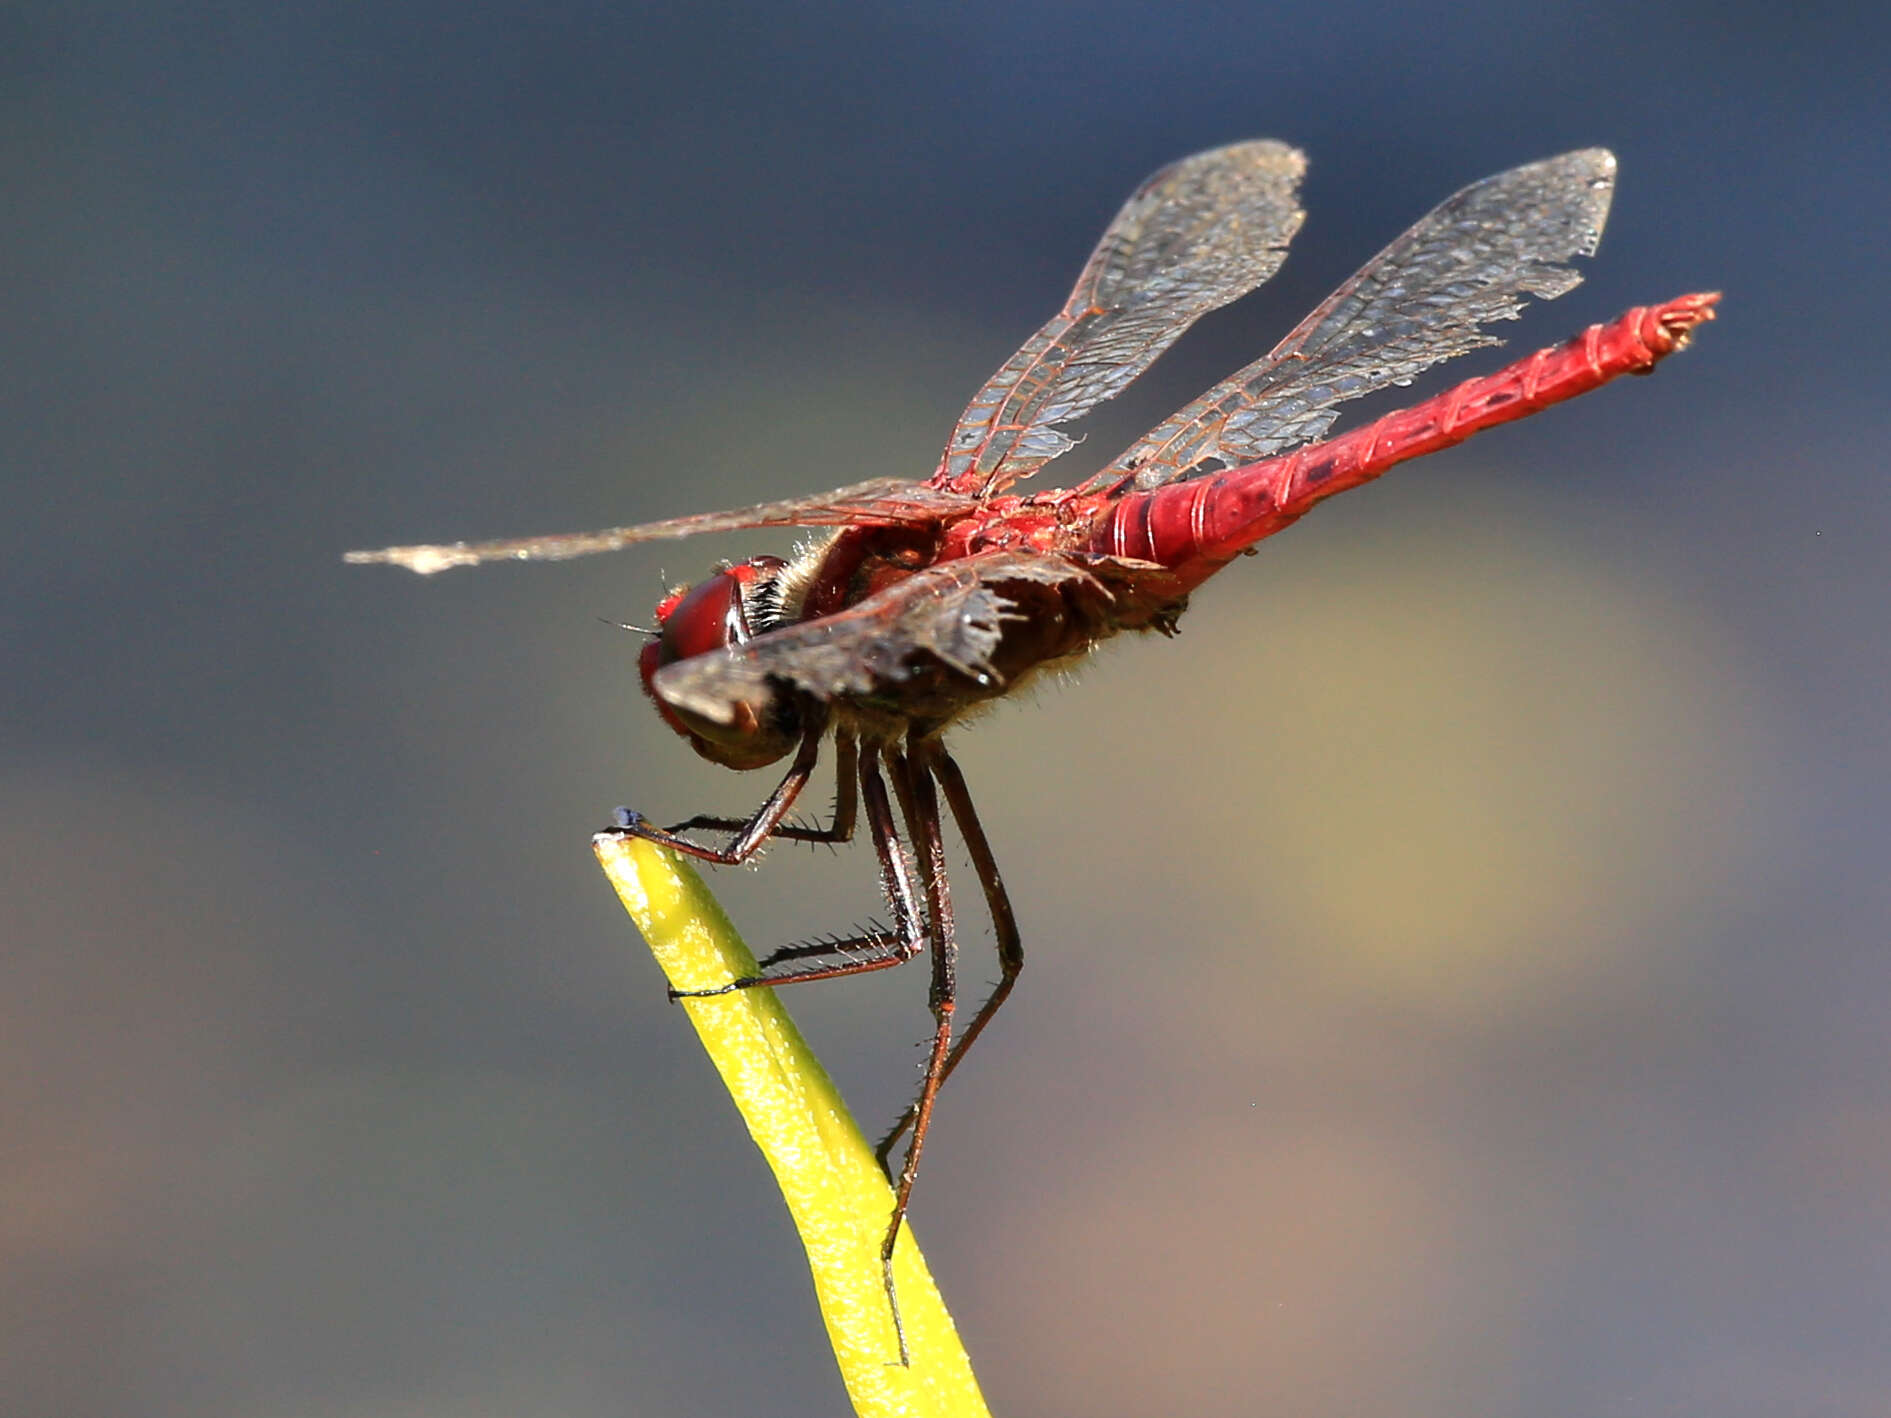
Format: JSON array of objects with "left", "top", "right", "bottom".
[
  {"left": 1090, "top": 148, "right": 1619, "bottom": 492},
  {"left": 343, "top": 477, "right": 976, "bottom": 575},
  {"left": 652, "top": 551, "right": 1107, "bottom": 726},
  {"left": 934, "top": 140, "right": 1306, "bottom": 498}
]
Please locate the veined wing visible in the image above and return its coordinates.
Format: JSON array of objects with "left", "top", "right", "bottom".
[
  {"left": 343, "top": 477, "right": 976, "bottom": 575},
  {"left": 933, "top": 140, "right": 1306, "bottom": 498},
  {"left": 1086, "top": 148, "right": 1618, "bottom": 493},
  {"left": 653, "top": 551, "right": 1106, "bottom": 725}
]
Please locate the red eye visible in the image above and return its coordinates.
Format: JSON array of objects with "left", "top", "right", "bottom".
[
  {"left": 638, "top": 556, "right": 796, "bottom": 771},
  {"left": 656, "top": 570, "right": 745, "bottom": 663},
  {"left": 648, "top": 555, "right": 787, "bottom": 664}
]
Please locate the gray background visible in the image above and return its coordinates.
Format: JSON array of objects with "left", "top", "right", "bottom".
[{"left": 7, "top": 2, "right": 1888, "bottom": 1414}]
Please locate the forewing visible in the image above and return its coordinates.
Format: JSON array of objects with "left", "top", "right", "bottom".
[
  {"left": 933, "top": 140, "right": 1306, "bottom": 498},
  {"left": 343, "top": 477, "right": 975, "bottom": 575},
  {"left": 652, "top": 551, "right": 1102, "bottom": 726},
  {"left": 1088, "top": 148, "right": 1618, "bottom": 492}
]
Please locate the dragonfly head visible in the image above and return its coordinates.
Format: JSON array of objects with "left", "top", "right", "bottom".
[{"left": 639, "top": 555, "right": 799, "bottom": 770}]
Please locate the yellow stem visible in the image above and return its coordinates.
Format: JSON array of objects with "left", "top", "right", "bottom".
[{"left": 593, "top": 833, "right": 991, "bottom": 1418}]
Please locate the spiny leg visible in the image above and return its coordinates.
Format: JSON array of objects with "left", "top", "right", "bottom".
[
  {"left": 667, "top": 732, "right": 859, "bottom": 847},
  {"left": 666, "top": 743, "right": 928, "bottom": 1000},
  {"left": 878, "top": 741, "right": 959, "bottom": 1367},
  {"left": 876, "top": 740, "right": 1021, "bottom": 1172},
  {"left": 606, "top": 720, "right": 830, "bottom": 865},
  {"left": 617, "top": 735, "right": 949, "bottom": 1364}
]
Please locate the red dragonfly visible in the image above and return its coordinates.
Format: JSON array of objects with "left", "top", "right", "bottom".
[{"left": 350, "top": 141, "right": 1715, "bottom": 1357}]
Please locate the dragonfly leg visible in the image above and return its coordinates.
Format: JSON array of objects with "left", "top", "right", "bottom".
[
  {"left": 666, "top": 743, "right": 928, "bottom": 1000},
  {"left": 876, "top": 740, "right": 961, "bottom": 1367},
  {"left": 874, "top": 741, "right": 1021, "bottom": 1172},
  {"left": 606, "top": 720, "right": 832, "bottom": 866},
  {"left": 667, "top": 732, "right": 859, "bottom": 847}
]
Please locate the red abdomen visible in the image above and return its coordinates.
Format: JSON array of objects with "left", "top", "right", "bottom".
[{"left": 1090, "top": 293, "right": 1718, "bottom": 585}]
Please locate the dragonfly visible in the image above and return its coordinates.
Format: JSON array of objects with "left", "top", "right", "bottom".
[{"left": 349, "top": 140, "right": 1716, "bottom": 1361}]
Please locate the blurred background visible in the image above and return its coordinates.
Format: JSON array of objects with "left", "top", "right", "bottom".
[{"left": 6, "top": 2, "right": 1887, "bottom": 1414}]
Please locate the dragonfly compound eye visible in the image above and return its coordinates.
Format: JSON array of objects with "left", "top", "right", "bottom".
[{"left": 639, "top": 556, "right": 798, "bottom": 769}]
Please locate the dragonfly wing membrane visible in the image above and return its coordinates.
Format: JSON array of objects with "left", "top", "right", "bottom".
[
  {"left": 653, "top": 551, "right": 1108, "bottom": 727},
  {"left": 935, "top": 140, "right": 1307, "bottom": 497},
  {"left": 344, "top": 477, "right": 976, "bottom": 574},
  {"left": 1094, "top": 148, "right": 1620, "bottom": 491}
]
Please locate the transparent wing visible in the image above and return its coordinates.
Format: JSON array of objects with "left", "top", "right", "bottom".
[
  {"left": 933, "top": 140, "right": 1307, "bottom": 498},
  {"left": 343, "top": 477, "right": 976, "bottom": 575},
  {"left": 653, "top": 551, "right": 1104, "bottom": 724},
  {"left": 1086, "top": 148, "right": 1618, "bottom": 493}
]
